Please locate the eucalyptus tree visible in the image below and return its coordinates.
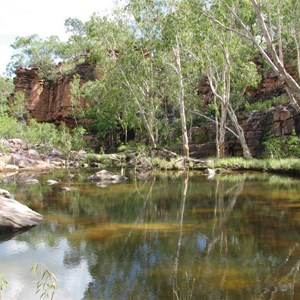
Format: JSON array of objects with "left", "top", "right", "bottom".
[
  {"left": 204, "top": 2, "right": 257, "bottom": 159},
  {"left": 161, "top": 0, "right": 191, "bottom": 158},
  {"left": 7, "top": 19, "right": 91, "bottom": 79},
  {"left": 59, "top": 18, "right": 92, "bottom": 65},
  {"left": 80, "top": 15, "right": 137, "bottom": 143},
  {"left": 209, "top": 0, "right": 300, "bottom": 110},
  {"left": 121, "top": 0, "right": 172, "bottom": 150},
  {"left": 127, "top": 0, "right": 206, "bottom": 158},
  {"left": 177, "top": 0, "right": 257, "bottom": 158},
  {"left": 83, "top": 13, "right": 168, "bottom": 148},
  {"left": 286, "top": 1, "right": 300, "bottom": 79},
  {"left": 7, "top": 34, "right": 63, "bottom": 79}
]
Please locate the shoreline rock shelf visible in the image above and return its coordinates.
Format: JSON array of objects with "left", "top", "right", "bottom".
[{"left": 0, "top": 191, "right": 43, "bottom": 231}]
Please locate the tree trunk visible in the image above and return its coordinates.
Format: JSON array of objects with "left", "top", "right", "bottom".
[
  {"left": 237, "top": 1, "right": 300, "bottom": 110},
  {"left": 292, "top": 30, "right": 300, "bottom": 79},
  {"left": 217, "top": 101, "right": 228, "bottom": 157},
  {"left": 173, "top": 39, "right": 189, "bottom": 158},
  {"left": 228, "top": 105, "right": 252, "bottom": 159}
]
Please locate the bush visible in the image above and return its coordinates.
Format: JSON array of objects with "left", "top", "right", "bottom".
[
  {"left": 0, "top": 116, "right": 23, "bottom": 138},
  {"left": 286, "top": 130, "right": 300, "bottom": 157},
  {"left": 0, "top": 116, "right": 86, "bottom": 157},
  {"left": 263, "top": 131, "right": 300, "bottom": 158},
  {"left": 244, "top": 94, "right": 289, "bottom": 112}
]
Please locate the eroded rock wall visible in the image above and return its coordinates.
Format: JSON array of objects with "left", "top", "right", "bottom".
[
  {"left": 12, "top": 63, "right": 300, "bottom": 157},
  {"left": 190, "top": 104, "right": 300, "bottom": 158},
  {"left": 12, "top": 63, "right": 96, "bottom": 127}
]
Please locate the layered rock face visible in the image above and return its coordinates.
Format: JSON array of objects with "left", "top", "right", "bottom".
[
  {"left": 12, "top": 63, "right": 96, "bottom": 127},
  {"left": 12, "top": 62, "right": 299, "bottom": 158},
  {"left": 190, "top": 104, "right": 300, "bottom": 158}
]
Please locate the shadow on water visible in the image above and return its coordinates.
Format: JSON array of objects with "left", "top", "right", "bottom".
[{"left": 0, "top": 227, "right": 33, "bottom": 243}]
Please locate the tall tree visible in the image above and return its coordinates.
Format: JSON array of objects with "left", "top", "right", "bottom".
[
  {"left": 180, "top": 0, "right": 257, "bottom": 158},
  {"left": 209, "top": 0, "right": 300, "bottom": 110},
  {"left": 7, "top": 34, "right": 62, "bottom": 79},
  {"left": 127, "top": 0, "right": 195, "bottom": 157},
  {"left": 84, "top": 13, "right": 167, "bottom": 148}
]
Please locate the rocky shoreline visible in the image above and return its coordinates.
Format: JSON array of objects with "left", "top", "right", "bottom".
[{"left": 0, "top": 138, "right": 88, "bottom": 173}]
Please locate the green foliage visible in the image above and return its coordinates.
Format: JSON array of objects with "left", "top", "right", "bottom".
[
  {"left": 0, "top": 116, "right": 86, "bottom": 156},
  {"left": 117, "top": 141, "right": 150, "bottom": 153},
  {"left": 0, "top": 76, "right": 14, "bottom": 116},
  {"left": 70, "top": 74, "right": 87, "bottom": 125},
  {"left": 60, "top": 18, "right": 91, "bottom": 64},
  {"left": 10, "top": 91, "right": 27, "bottom": 120},
  {"left": 263, "top": 135, "right": 285, "bottom": 159},
  {"left": 244, "top": 94, "right": 289, "bottom": 112},
  {"left": 51, "top": 123, "right": 86, "bottom": 159},
  {"left": 263, "top": 131, "right": 300, "bottom": 158},
  {"left": 151, "top": 157, "right": 185, "bottom": 170},
  {"left": 206, "top": 157, "right": 300, "bottom": 176},
  {"left": 0, "top": 274, "right": 8, "bottom": 294},
  {"left": 31, "top": 263, "right": 57, "bottom": 300},
  {"left": 25, "top": 119, "right": 59, "bottom": 147},
  {"left": 7, "top": 35, "right": 63, "bottom": 79},
  {"left": 287, "top": 131, "right": 300, "bottom": 157},
  {"left": 0, "top": 115, "right": 23, "bottom": 138}
]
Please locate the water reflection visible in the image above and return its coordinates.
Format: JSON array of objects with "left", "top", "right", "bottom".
[{"left": 0, "top": 171, "right": 300, "bottom": 299}]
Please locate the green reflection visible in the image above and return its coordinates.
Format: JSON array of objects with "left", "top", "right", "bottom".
[{"left": 1, "top": 170, "right": 300, "bottom": 299}]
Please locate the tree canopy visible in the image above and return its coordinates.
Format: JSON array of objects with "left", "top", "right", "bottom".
[{"left": 5, "top": 0, "right": 300, "bottom": 157}]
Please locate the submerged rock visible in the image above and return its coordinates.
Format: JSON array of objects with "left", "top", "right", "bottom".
[
  {"left": 88, "top": 170, "right": 127, "bottom": 183},
  {"left": 203, "top": 168, "right": 216, "bottom": 178},
  {"left": 0, "top": 195, "right": 43, "bottom": 230},
  {"left": 47, "top": 179, "right": 60, "bottom": 185},
  {"left": 24, "top": 178, "right": 39, "bottom": 185},
  {"left": 60, "top": 186, "right": 76, "bottom": 192}
]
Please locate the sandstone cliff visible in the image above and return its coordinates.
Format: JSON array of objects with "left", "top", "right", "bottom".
[
  {"left": 190, "top": 104, "right": 300, "bottom": 158},
  {"left": 12, "top": 63, "right": 96, "bottom": 127},
  {"left": 11, "top": 62, "right": 299, "bottom": 157}
]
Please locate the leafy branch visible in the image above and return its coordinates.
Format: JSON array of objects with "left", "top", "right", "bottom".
[{"left": 31, "top": 263, "right": 57, "bottom": 300}]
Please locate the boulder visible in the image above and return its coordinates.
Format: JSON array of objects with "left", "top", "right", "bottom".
[
  {"left": 47, "top": 179, "right": 60, "bottom": 185},
  {"left": 24, "top": 178, "right": 39, "bottom": 185},
  {"left": 0, "top": 196, "right": 43, "bottom": 230},
  {"left": 0, "top": 189, "right": 12, "bottom": 198},
  {"left": 9, "top": 154, "right": 37, "bottom": 168},
  {"left": 88, "top": 170, "right": 127, "bottom": 183},
  {"left": 203, "top": 168, "right": 216, "bottom": 178}
]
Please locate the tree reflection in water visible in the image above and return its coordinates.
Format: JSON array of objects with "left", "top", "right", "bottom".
[{"left": 1, "top": 171, "right": 300, "bottom": 299}]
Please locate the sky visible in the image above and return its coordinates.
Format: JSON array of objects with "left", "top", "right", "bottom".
[{"left": 0, "top": 0, "right": 117, "bottom": 76}]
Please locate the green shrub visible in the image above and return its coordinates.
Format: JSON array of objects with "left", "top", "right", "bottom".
[
  {"left": 263, "top": 135, "right": 286, "bottom": 159},
  {"left": 263, "top": 131, "right": 300, "bottom": 158},
  {"left": 0, "top": 116, "right": 23, "bottom": 138},
  {"left": 244, "top": 94, "right": 289, "bottom": 112},
  {"left": 0, "top": 116, "right": 86, "bottom": 157},
  {"left": 286, "top": 130, "right": 300, "bottom": 157},
  {"left": 23, "top": 119, "right": 60, "bottom": 150}
]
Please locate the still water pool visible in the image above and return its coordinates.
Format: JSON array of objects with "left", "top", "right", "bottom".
[{"left": 1, "top": 169, "right": 300, "bottom": 299}]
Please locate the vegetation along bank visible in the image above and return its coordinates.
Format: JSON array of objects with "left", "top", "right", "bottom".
[{"left": 1, "top": 0, "right": 300, "bottom": 174}]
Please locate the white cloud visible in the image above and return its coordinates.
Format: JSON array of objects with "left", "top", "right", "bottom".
[{"left": 0, "top": 0, "right": 116, "bottom": 76}]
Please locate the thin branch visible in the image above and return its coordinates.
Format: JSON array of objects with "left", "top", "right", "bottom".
[{"left": 190, "top": 109, "right": 239, "bottom": 139}]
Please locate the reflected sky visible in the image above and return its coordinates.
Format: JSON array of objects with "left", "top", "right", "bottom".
[
  {"left": 0, "top": 234, "right": 92, "bottom": 300},
  {"left": 1, "top": 170, "right": 300, "bottom": 299}
]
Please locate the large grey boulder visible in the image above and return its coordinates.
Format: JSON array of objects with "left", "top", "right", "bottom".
[{"left": 0, "top": 195, "right": 43, "bottom": 230}]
